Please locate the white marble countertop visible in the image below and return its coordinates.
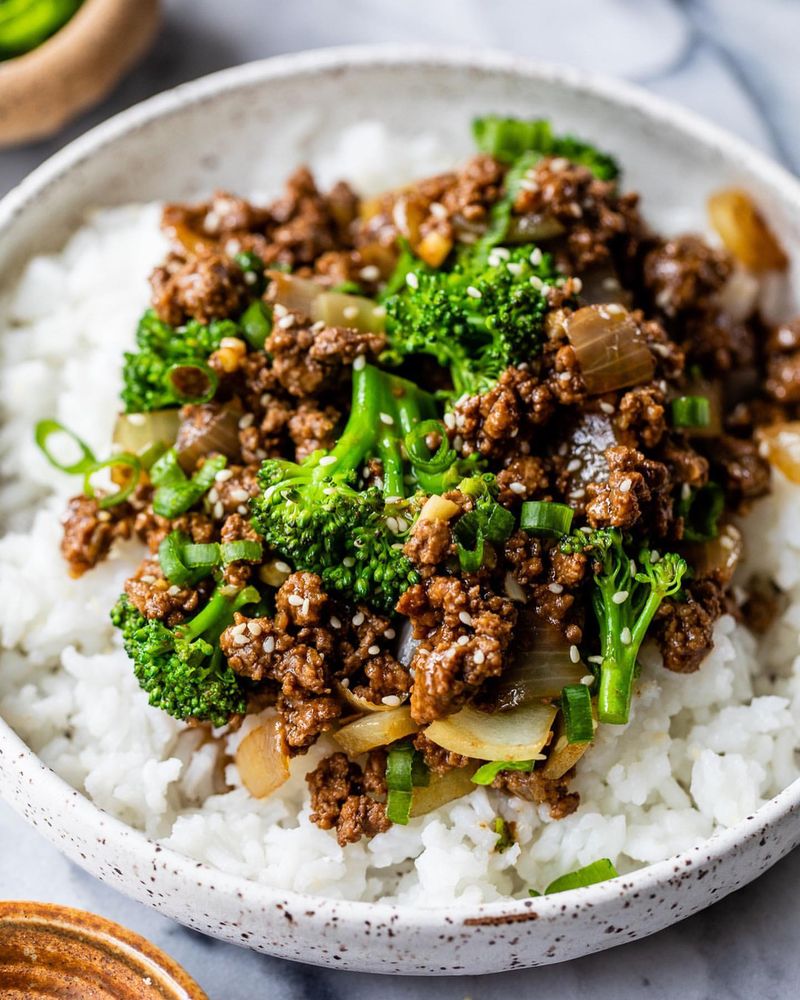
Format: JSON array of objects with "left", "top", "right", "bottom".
[{"left": 2, "top": 1, "right": 799, "bottom": 997}]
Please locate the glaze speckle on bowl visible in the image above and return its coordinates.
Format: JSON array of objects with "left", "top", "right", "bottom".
[{"left": 1, "top": 47, "right": 800, "bottom": 974}]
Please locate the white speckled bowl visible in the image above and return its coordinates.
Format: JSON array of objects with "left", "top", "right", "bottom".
[{"left": 1, "top": 47, "right": 799, "bottom": 976}]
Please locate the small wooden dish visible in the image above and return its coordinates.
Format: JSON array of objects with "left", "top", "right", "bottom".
[
  {"left": 0, "top": 900, "right": 208, "bottom": 998},
  {"left": 0, "top": 0, "right": 160, "bottom": 147}
]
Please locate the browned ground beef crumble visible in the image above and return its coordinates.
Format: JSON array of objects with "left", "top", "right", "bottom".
[{"left": 59, "top": 148, "right": 800, "bottom": 848}]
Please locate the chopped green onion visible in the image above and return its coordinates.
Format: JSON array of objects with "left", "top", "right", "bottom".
[
  {"left": 83, "top": 454, "right": 142, "bottom": 510},
  {"left": 220, "top": 540, "right": 263, "bottom": 565},
  {"left": 166, "top": 363, "right": 219, "bottom": 404},
  {"left": 452, "top": 498, "right": 516, "bottom": 574},
  {"left": 493, "top": 817, "right": 514, "bottom": 853},
  {"left": 455, "top": 533, "right": 485, "bottom": 574},
  {"left": 520, "top": 501, "right": 574, "bottom": 537},
  {"left": 240, "top": 300, "right": 272, "bottom": 351},
  {"left": 193, "top": 455, "right": 227, "bottom": 491},
  {"left": 234, "top": 251, "right": 267, "bottom": 297},
  {"left": 150, "top": 448, "right": 185, "bottom": 487},
  {"left": 471, "top": 759, "right": 534, "bottom": 786},
  {"left": 561, "top": 684, "right": 594, "bottom": 744},
  {"left": 671, "top": 395, "right": 711, "bottom": 429},
  {"left": 153, "top": 455, "right": 227, "bottom": 519},
  {"left": 158, "top": 531, "right": 213, "bottom": 587},
  {"left": 545, "top": 859, "right": 619, "bottom": 894},
  {"left": 183, "top": 542, "right": 222, "bottom": 569},
  {"left": 405, "top": 420, "right": 458, "bottom": 474},
  {"left": 385, "top": 742, "right": 428, "bottom": 825},
  {"left": 386, "top": 789, "right": 413, "bottom": 825},
  {"left": 677, "top": 482, "right": 724, "bottom": 542},
  {"left": 34, "top": 419, "right": 96, "bottom": 474}
]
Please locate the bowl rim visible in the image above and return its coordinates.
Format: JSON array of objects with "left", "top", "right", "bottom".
[{"left": 1, "top": 42, "right": 800, "bottom": 926}]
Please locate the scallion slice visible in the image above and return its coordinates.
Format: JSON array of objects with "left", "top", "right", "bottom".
[
  {"left": 150, "top": 448, "right": 185, "bottom": 488},
  {"left": 234, "top": 251, "right": 267, "bottom": 297},
  {"left": 153, "top": 454, "right": 227, "bottom": 518},
  {"left": 240, "top": 299, "right": 272, "bottom": 350},
  {"left": 520, "top": 501, "right": 574, "bottom": 537},
  {"left": 34, "top": 419, "right": 96, "bottom": 474},
  {"left": 471, "top": 759, "right": 534, "bottom": 786},
  {"left": 671, "top": 395, "right": 711, "bottom": 429},
  {"left": 545, "top": 858, "right": 618, "bottom": 894},
  {"left": 220, "top": 540, "right": 263, "bottom": 565},
  {"left": 183, "top": 542, "right": 222, "bottom": 569},
  {"left": 561, "top": 683, "right": 594, "bottom": 744},
  {"left": 166, "top": 362, "right": 219, "bottom": 405},
  {"left": 385, "top": 742, "right": 429, "bottom": 825},
  {"left": 83, "top": 454, "right": 142, "bottom": 509},
  {"left": 386, "top": 789, "right": 413, "bottom": 825}
]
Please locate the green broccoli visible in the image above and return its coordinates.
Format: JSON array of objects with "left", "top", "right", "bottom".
[
  {"left": 384, "top": 244, "right": 562, "bottom": 397},
  {"left": 251, "top": 361, "right": 462, "bottom": 612},
  {"left": 562, "top": 529, "right": 688, "bottom": 724},
  {"left": 472, "top": 116, "right": 620, "bottom": 180},
  {"left": 110, "top": 583, "right": 259, "bottom": 726}
]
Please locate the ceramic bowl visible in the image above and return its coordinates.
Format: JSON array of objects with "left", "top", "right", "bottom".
[{"left": 0, "top": 47, "right": 799, "bottom": 976}]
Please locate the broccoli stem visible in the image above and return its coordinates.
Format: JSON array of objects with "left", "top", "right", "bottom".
[{"left": 176, "top": 583, "right": 260, "bottom": 645}]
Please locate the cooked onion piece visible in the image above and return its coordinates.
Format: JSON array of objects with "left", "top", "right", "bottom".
[
  {"left": 565, "top": 305, "right": 655, "bottom": 395},
  {"left": 708, "top": 188, "right": 788, "bottom": 273},
  {"left": 419, "top": 494, "right": 460, "bottom": 522},
  {"left": 409, "top": 766, "right": 477, "bottom": 818},
  {"left": 757, "top": 421, "right": 800, "bottom": 484},
  {"left": 333, "top": 706, "right": 419, "bottom": 755},
  {"left": 268, "top": 271, "right": 386, "bottom": 333},
  {"left": 682, "top": 523, "right": 743, "bottom": 585},
  {"left": 424, "top": 702, "right": 557, "bottom": 762},
  {"left": 235, "top": 719, "right": 290, "bottom": 798},
  {"left": 497, "top": 615, "right": 585, "bottom": 709},
  {"left": 542, "top": 714, "right": 593, "bottom": 780},
  {"left": 175, "top": 403, "right": 242, "bottom": 473},
  {"left": 505, "top": 213, "right": 565, "bottom": 243},
  {"left": 112, "top": 410, "right": 180, "bottom": 459},
  {"left": 335, "top": 680, "right": 403, "bottom": 714}
]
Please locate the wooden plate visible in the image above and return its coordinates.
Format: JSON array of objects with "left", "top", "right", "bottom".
[{"left": 0, "top": 901, "right": 207, "bottom": 999}]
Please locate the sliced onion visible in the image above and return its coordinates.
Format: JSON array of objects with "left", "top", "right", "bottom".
[
  {"left": 175, "top": 403, "right": 242, "bottom": 474},
  {"left": 576, "top": 263, "right": 632, "bottom": 308},
  {"left": 542, "top": 731, "right": 591, "bottom": 780},
  {"left": 335, "top": 680, "right": 402, "bottom": 714},
  {"left": 708, "top": 189, "right": 788, "bottom": 273},
  {"left": 505, "top": 213, "right": 566, "bottom": 244},
  {"left": 424, "top": 702, "right": 557, "bottom": 762},
  {"left": 333, "top": 706, "right": 419, "bottom": 756},
  {"left": 113, "top": 410, "right": 180, "bottom": 459},
  {"left": 395, "top": 619, "right": 420, "bottom": 669},
  {"left": 419, "top": 494, "right": 460, "bottom": 521},
  {"left": 235, "top": 718, "right": 290, "bottom": 798},
  {"left": 164, "top": 218, "right": 216, "bottom": 255},
  {"left": 682, "top": 523, "right": 743, "bottom": 585},
  {"left": 757, "top": 421, "right": 800, "bottom": 484},
  {"left": 565, "top": 305, "right": 655, "bottom": 395},
  {"left": 269, "top": 271, "right": 385, "bottom": 332},
  {"left": 258, "top": 558, "right": 292, "bottom": 588},
  {"left": 497, "top": 613, "right": 585, "bottom": 709},
  {"left": 717, "top": 267, "right": 760, "bottom": 322},
  {"left": 409, "top": 766, "right": 477, "bottom": 818}
]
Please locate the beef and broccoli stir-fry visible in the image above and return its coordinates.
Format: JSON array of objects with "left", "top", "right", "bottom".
[{"left": 39, "top": 116, "right": 800, "bottom": 848}]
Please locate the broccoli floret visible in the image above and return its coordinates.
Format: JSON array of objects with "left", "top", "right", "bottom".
[
  {"left": 384, "top": 244, "right": 562, "bottom": 397},
  {"left": 472, "top": 116, "right": 620, "bottom": 180},
  {"left": 111, "top": 583, "right": 259, "bottom": 726},
  {"left": 562, "top": 528, "right": 688, "bottom": 724},
  {"left": 121, "top": 310, "right": 240, "bottom": 413},
  {"left": 251, "top": 362, "right": 452, "bottom": 613}
]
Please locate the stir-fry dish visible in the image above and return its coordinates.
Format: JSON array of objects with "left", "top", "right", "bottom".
[{"left": 39, "top": 116, "right": 799, "bottom": 852}]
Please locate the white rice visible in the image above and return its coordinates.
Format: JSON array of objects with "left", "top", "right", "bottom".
[{"left": 1, "top": 130, "right": 800, "bottom": 906}]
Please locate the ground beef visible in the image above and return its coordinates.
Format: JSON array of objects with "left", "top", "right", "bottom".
[
  {"left": 615, "top": 383, "right": 668, "bottom": 449},
  {"left": 279, "top": 693, "right": 341, "bottom": 752},
  {"left": 403, "top": 515, "right": 453, "bottom": 570},
  {"left": 654, "top": 580, "right": 723, "bottom": 673},
  {"left": 585, "top": 445, "right": 673, "bottom": 536},
  {"left": 766, "top": 350, "right": 800, "bottom": 405},
  {"left": 134, "top": 505, "right": 216, "bottom": 554},
  {"left": 208, "top": 465, "right": 260, "bottom": 520},
  {"left": 710, "top": 435, "right": 771, "bottom": 506},
  {"left": 288, "top": 401, "right": 341, "bottom": 462},
  {"left": 496, "top": 455, "right": 550, "bottom": 505},
  {"left": 643, "top": 235, "right": 731, "bottom": 317},
  {"left": 397, "top": 577, "right": 517, "bottom": 723},
  {"left": 306, "top": 751, "right": 390, "bottom": 846},
  {"left": 150, "top": 249, "right": 250, "bottom": 326},
  {"left": 124, "top": 559, "right": 204, "bottom": 626},
  {"left": 491, "top": 768, "right": 579, "bottom": 819},
  {"left": 220, "top": 513, "right": 262, "bottom": 587},
  {"left": 60, "top": 495, "right": 134, "bottom": 577},
  {"left": 504, "top": 531, "right": 545, "bottom": 587}
]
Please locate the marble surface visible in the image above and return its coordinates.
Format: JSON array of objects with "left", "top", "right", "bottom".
[{"left": 1, "top": 1, "right": 799, "bottom": 997}]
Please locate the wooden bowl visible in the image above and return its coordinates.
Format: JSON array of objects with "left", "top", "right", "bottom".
[
  {"left": 0, "top": 0, "right": 160, "bottom": 147},
  {"left": 0, "top": 901, "right": 207, "bottom": 998}
]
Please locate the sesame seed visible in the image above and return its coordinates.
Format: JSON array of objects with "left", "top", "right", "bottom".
[
  {"left": 230, "top": 488, "right": 250, "bottom": 503},
  {"left": 612, "top": 590, "right": 629, "bottom": 605},
  {"left": 244, "top": 272, "right": 258, "bottom": 286},
  {"left": 386, "top": 516, "right": 400, "bottom": 534},
  {"left": 548, "top": 583, "right": 564, "bottom": 594},
  {"left": 359, "top": 265, "right": 380, "bottom": 282},
  {"left": 452, "top": 434, "right": 464, "bottom": 451},
  {"left": 506, "top": 262, "right": 523, "bottom": 276},
  {"left": 311, "top": 320, "right": 326, "bottom": 333},
  {"left": 213, "top": 501, "right": 224, "bottom": 520},
  {"left": 566, "top": 459, "right": 582, "bottom": 473},
  {"left": 372, "top": 305, "right": 387, "bottom": 319},
  {"left": 571, "top": 276, "right": 583, "bottom": 293},
  {"left": 493, "top": 246, "right": 510, "bottom": 260},
  {"left": 429, "top": 201, "right": 447, "bottom": 220},
  {"left": 215, "top": 468, "right": 233, "bottom": 483},
  {"left": 238, "top": 413, "right": 255, "bottom": 429},
  {"left": 458, "top": 635, "right": 469, "bottom": 646},
  {"left": 319, "top": 455, "right": 337, "bottom": 467},
  {"left": 343, "top": 305, "right": 359, "bottom": 321},
  {"left": 233, "top": 633, "right": 250, "bottom": 646},
  {"left": 322, "top": 487, "right": 335, "bottom": 496},
  {"left": 352, "top": 612, "right": 365, "bottom": 627},
  {"left": 466, "top": 285, "right": 482, "bottom": 299},
  {"left": 96, "top": 511, "right": 112, "bottom": 522},
  {"left": 301, "top": 597, "right": 310, "bottom": 616},
  {"left": 368, "top": 645, "right": 380, "bottom": 656},
  {"left": 587, "top": 655, "right": 603, "bottom": 665},
  {"left": 473, "top": 649, "right": 485, "bottom": 664},
  {"left": 277, "top": 314, "right": 295, "bottom": 329},
  {"left": 540, "top": 284, "right": 551, "bottom": 296},
  {"left": 580, "top": 675, "right": 594, "bottom": 686},
  {"left": 340, "top": 677, "right": 350, "bottom": 688},
  {"left": 167, "top": 585, "right": 181, "bottom": 596},
  {"left": 384, "top": 628, "right": 396, "bottom": 639},
  {"left": 629, "top": 560, "right": 637, "bottom": 576},
  {"left": 140, "top": 575, "right": 156, "bottom": 585},
  {"left": 274, "top": 560, "right": 291, "bottom": 574},
  {"left": 550, "top": 157, "right": 569, "bottom": 173},
  {"left": 599, "top": 401, "right": 615, "bottom": 415},
  {"left": 558, "top": 371, "right": 572, "bottom": 382},
  {"left": 518, "top": 178, "right": 539, "bottom": 193},
  {"left": 509, "top": 481, "right": 526, "bottom": 495},
  {"left": 619, "top": 478, "right": 632, "bottom": 493},
  {"left": 529, "top": 248, "right": 543, "bottom": 266},
  {"left": 443, "top": 411, "right": 456, "bottom": 429},
  {"left": 570, "top": 488, "right": 586, "bottom": 500},
  {"left": 287, "top": 594, "right": 303, "bottom": 607},
  {"left": 650, "top": 550, "right": 661, "bottom": 563},
  {"left": 569, "top": 644, "right": 580, "bottom": 663},
  {"left": 330, "top": 616, "right": 342, "bottom": 629},
  {"left": 127, "top": 413, "right": 146, "bottom": 426},
  {"left": 353, "top": 353, "right": 366, "bottom": 371},
  {"left": 458, "top": 611, "right": 473, "bottom": 626},
  {"left": 681, "top": 482, "right": 692, "bottom": 501},
  {"left": 529, "top": 275, "right": 544, "bottom": 290},
  {"left": 343, "top": 556, "right": 355, "bottom": 568},
  {"left": 248, "top": 621, "right": 262, "bottom": 636},
  {"left": 558, "top": 443, "right": 568, "bottom": 456},
  {"left": 381, "top": 695, "right": 402, "bottom": 707},
  {"left": 406, "top": 272, "right": 419, "bottom": 290},
  {"left": 620, "top": 627, "right": 632, "bottom": 646},
  {"left": 237, "top": 504, "right": 248, "bottom": 515},
  {"left": 488, "top": 254, "right": 502, "bottom": 268},
  {"left": 396, "top": 518, "right": 409, "bottom": 533},
  {"left": 263, "top": 636, "right": 275, "bottom": 654},
  {"left": 379, "top": 412, "right": 394, "bottom": 426}
]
